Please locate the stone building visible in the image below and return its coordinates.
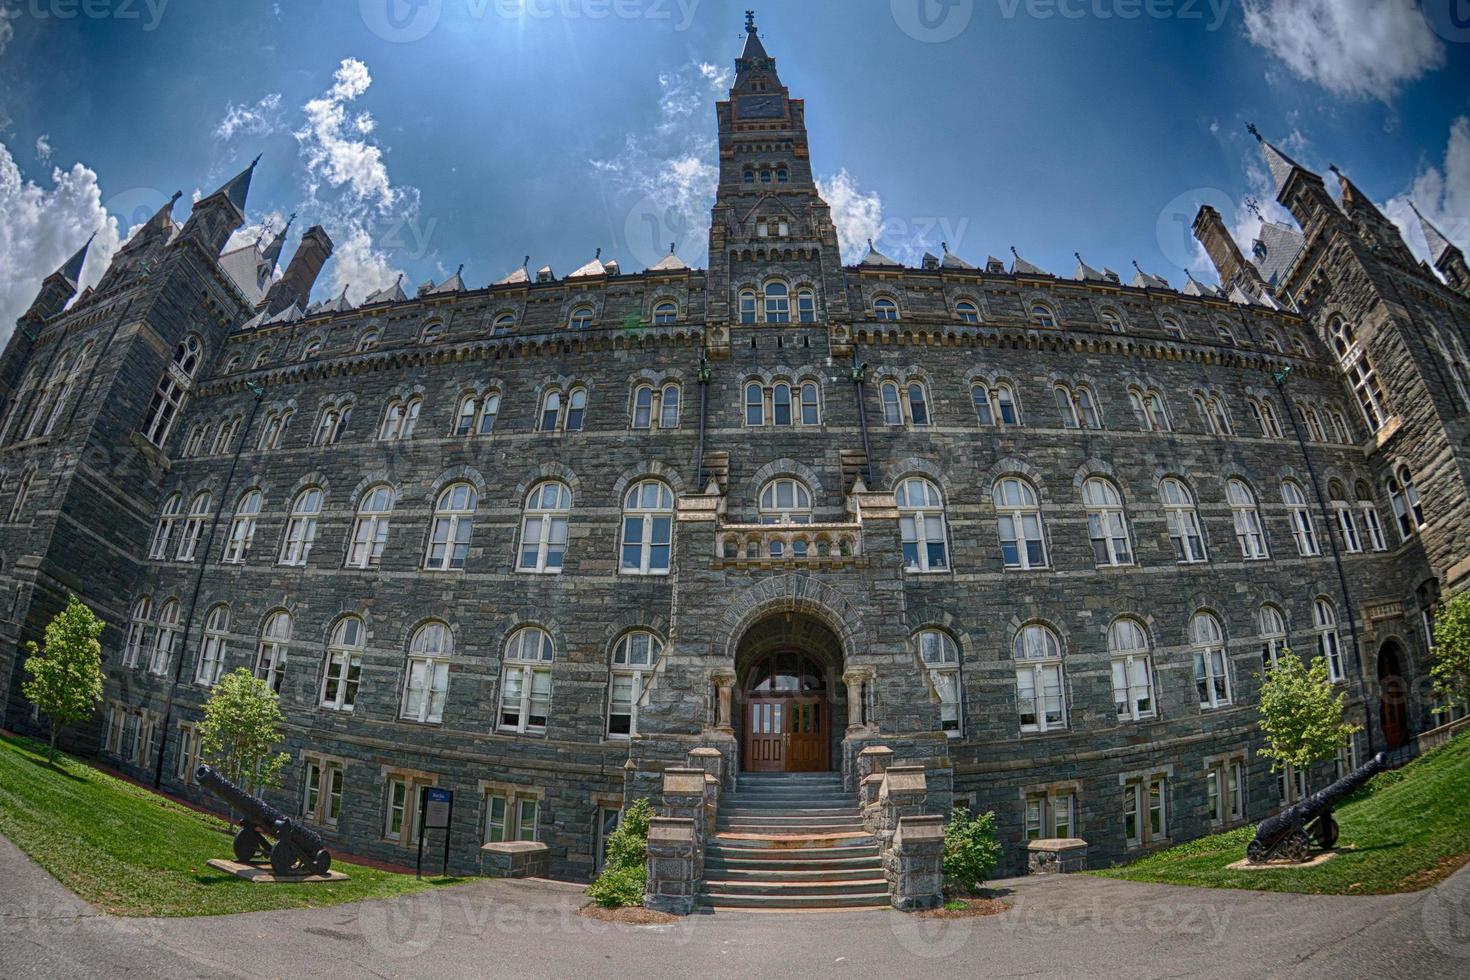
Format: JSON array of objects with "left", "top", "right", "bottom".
[{"left": 1, "top": 19, "right": 1467, "bottom": 885}]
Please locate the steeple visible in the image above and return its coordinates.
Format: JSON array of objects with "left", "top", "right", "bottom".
[
  {"left": 261, "top": 212, "right": 295, "bottom": 276},
  {"left": 735, "top": 10, "right": 776, "bottom": 86},
  {"left": 1410, "top": 202, "right": 1470, "bottom": 296},
  {"left": 1328, "top": 165, "right": 1414, "bottom": 266},
  {"left": 59, "top": 232, "right": 96, "bottom": 286},
  {"left": 1246, "top": 123, "right": 1339, "bottom": 233},
  {"left": 182, "top": 155, "right": 259, "bottom": 256},
  {"left": 20, "top": 233, "right": 94, "bottom": 322}
]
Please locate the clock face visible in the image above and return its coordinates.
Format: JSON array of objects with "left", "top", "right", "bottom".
[{"left": 739, "top": 94, "right": 784, "bottom": 119}]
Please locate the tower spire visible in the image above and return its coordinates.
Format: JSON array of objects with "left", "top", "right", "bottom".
[{"left": 59, "top": 231, "right": 96, "bottom": 285}]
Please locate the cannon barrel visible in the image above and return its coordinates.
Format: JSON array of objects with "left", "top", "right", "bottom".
[
  {"left": 1250, "top": 751, "right": 1387, "bottom": 859},
  {"left": 196, "top": 764, "right": 331, "bottom": 875}
]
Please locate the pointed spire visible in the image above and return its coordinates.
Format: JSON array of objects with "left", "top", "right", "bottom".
[
  {"left": 1410, "top": 202, "right": 1454, "bottom": 262},
  {"left": 1248, "top": 123, "right": 1310, "bottom": 197},
  {"left": 860, "top": 238, "right": 900, "bottom": 268},
  {"left": 1130, "top": 260, "right": 1170, "bottom": 290},
  {"left": 58, "top": 231, "right": 96, "bottom": 285},
  {"left": 1073, "top": 251, "right": 1105, "bottom": 282},
  {"left": 147, "top": 191, "right": 182, "bottom": 234},
  {"left": 940, "top": 242, "right": 975, "bottom": 270},
  {"left": 1009, "top": 246, "right": 1048, "bottom": 277},
  {"left": 261, "top": 211, "right": 295, "bottom": 274},
  {"left": 211, "top": 154, "right": 260, "bottom": 215},
  {"left": 741, "top": 9, "right": 769, "bottom": 62}
]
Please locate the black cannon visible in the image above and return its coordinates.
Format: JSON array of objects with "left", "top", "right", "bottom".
[
  {"left": 196, "top": 764, "right": 332, "bottom": 876},
  {"left": 1247, "top": 751, "right": 1387, "bottom": 863}
]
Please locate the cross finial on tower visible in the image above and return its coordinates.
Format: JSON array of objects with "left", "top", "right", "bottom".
[
  {"left": 595, "top": 247, "right": 601, "bottom": 259},
  {"left": 1244, "top": 197, "right": 1263, "bottom": 220},
  {"left": 745, "top": 9, "right": 756, "bottom": 32},
  {"left": 1246, "top": 122, "right": 1262, "bottom": 143},
  {"left": 669, "top": 242, "right": 676, "bottom": 254}
]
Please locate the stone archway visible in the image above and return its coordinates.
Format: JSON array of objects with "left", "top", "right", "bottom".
[
  {"left": 1378, "top": 641, "right": 1411, "bottom": 750},
  {"left": 732, "top": 610, "right": 845, "bottom": 773}
]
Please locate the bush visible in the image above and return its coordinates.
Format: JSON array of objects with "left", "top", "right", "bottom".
[
  {"left": 943, "top": 806, "right": 1002, "bottom": 896},
  {"left": 586, "top": 798, "right": 653, "bottom": 908}
]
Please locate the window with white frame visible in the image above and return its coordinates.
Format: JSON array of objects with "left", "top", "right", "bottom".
[
  {"left": 1206, "top": 760, "right": 1245, "bottom": 826},
  {"left": 1024, "top": 789, "right": 1076, "bottom": 840},
  {"left": 312, "top": 402, "right": 351, "bottom": 446},
  {"left": 1014, "top": 623, "right": 1066, "bottom": 733},
  {"left": 1314, "top": 598, "right": 1344, "bottom": 682},
  {"left": 1283, "top": 480, "right": 1320, "bottom": 556},
  {"left": 1277, "top": 763, "right": 1308, "bottom": 804},
  {"left": 321, "top": 616, "right": 364, "bottom": 711},
  {"left": 142, "top": 335, "right": 202, "bottom": 447},
  {"left": 915, "top": 629, "right": 961, "bottom": 734},
  {"left": 150, "top": 493, "right": 183, "bottom": 560},
  {"left": 426, "top": 483, "right": 476, "bottom": 571},
  {"left": 149, "top": 599, "right": 180, "bottom": 676},
  {"left": 1330, "top": 317, "right": 1387, "bottom": 431},
  {"left": 972, "top": 381, "right": 1020, "bottom": 426},
  {"left": 303, "top": 759, "right": 344, "bottom": 826},
  {"left": 518, "top": 481, "right": 571, "bottom": 572},
  {"left": 764, "top": 281, "right": 791, "bottom": 323},
  {"left": 256, "top": 610, "right": 291, "bottom": 694},
  {"left": 253, "top": 347, "right": 272, "bottom": 369},
  {"left": 1123, "top": 774, "right": 1168, "bottom": 848},
  {"left": 907, "top": 381, "right": 930, "bottom": 425},
  {"left": 1083, "top": 477, "right": 1132, "bottom": 566},
  {"left": 1216, "top": 323, "right": 1237, "bottom": 346},
  {"left": 196, "top": 604, "right": 229, "bottom": 686},
  {"left": 738, "top": 289, "right": 757, "bottom": 324},
  {"left": 568, "top": 305, "right": 594, "bottom": 330},
  {"left": 483, "top": 791, "right": 540, "bottom": 843},
  {"left": 1191, "top": 612, "right": 1231, "bottom": 708},
  {"left": 1100, "top": 309, "right": 1123, "bottom": 333},
  {"left": 499, "top": 626, "right": 554, "bottom": 734},
  {"left": 176, "top": 492, "right": 211, "bottom": 562},
  {"left": 1055, "top": 383, "right": 1101, "bottom": 429},
  {"left": 279, "top": 488, "right": 323, "bottom": 566},
  {"left": 124, "top": 596, "right": 152, "bottom": 668},
  {"left": 1227, "top": 478, "right": 1268, "bottom": 560},
  {"left": 1030, "top": 303, "right": 1056, "bottom": 328},
  {"left": 608, "top": 631, "right": 662, "bottom": 737},
  {"left": 379, "top": 397, "right": 422, "bottom": 441},
  {"left": 880, "top": 381, "right": 902, "bottom": 425},
  {"left": 1387, "top": 466, "right": 1424, "bottom": 540},
  {"left": 223, "top": 489, "right": 262, "bottom": 564},
  {"left": 1127, "top": 387, "right": 1170, "bottom": 431},
  {"left": 385, "top": 777, "right": 431, "bottom": 842},
  {"left": 1263, "top": 329, "right": 1283, "bottom": 352},
  {"left": 1162, "top": 478, "right": 1207, "bottom": 563},
  {"left": 758, "top": 478, "right": 813, "bottom": 525},
  {"left": 1356, "top": 482, "right": 1387, "bottom": 551},
  {"left": 1160, "top": 315, "right": 1184, "bottom": 339},
  {"left": 450, "top": 390, "right": 498, "bottom": 437},
  {"left": 741, "top": 380, "right": 816, "bottom": 427},
  {"left": 257, "top": 410, "right": 291, "bottom": 450},
  {"left": 1329, "top": 409, "right": 1352, "bottom": 444},
  {"left": 994, "top": 477, "right": 1046, "bottom": 569},
  {"left": 402, "top": 622, "right": 452, "bottom": 724},
  {"left": 1259, "top": 604, "right": 1287, "bottom": 670},
  {"left": 210, "top": 415, "right": 241, "bottom": 455},
  {"left": 1329, "top": 482, "right": 1360, "bottom": 553},
  {"left": 955, "top": 300, "right": 980, "bottom": 323},
  {"left": 873, "top": 296, "right": 899, "bottom": 321},
  {"left": 356, "top": 327, "right": 380, "bottom": 352},
  {"left": 176, "top": 724, "right": 200, "bottom": 784},
  {"left": 797, "top": 288, "right": 817, "bottom": 323},
  {"left": 1109, "top": 618, "right": 1155, "bottom": 721},
  {"left": 595, "top": 806, "right": 622, "bottom": 870},
  {"left": 1302, "top": 405, "right": 1328, "bottom": 442},
  {"left": 652, "top": 301, "right": 677, "bottom": 325},
  {"left": 492, "top": 313, "right": 515, "bottom": 336},
  {"left": 1250, "top": 397, "right": 1284, "bottom": 437},
  {"left": 539, "top": 387, "right": 586, "bottom": 432},
  {"left": 897, "top": 477, "right": 949, "bottom": 572},
  {"left": 620, "top": 480, "right": 673, "bottom": 574},
  {"left": 346, "top": 485, "right": 393, "bottom": 569}
]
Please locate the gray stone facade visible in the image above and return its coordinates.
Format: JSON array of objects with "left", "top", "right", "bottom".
[{"left": 1, "top": 21, "right": 1468, "bottom": 883}]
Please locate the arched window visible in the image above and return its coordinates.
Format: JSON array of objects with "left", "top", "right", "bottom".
[
  {"left": 915, "top": 629, "right": 961, "bottom": 733},
  {"left": 880, "top": 381, "right": 902, "bottom": 425},
  {"left": 499, "top": 626, "right": 554, "bottom": 734},
  {"left": 519, "top": 481, "right": 571, "bottom": 572},
  {"left": 402, "top": 622, "right": 451, "bottom": 724},
  {"left": 1387, "top": 465, "right": 1424, "bottom": 540},
  {"left": 1251, "top": 397, "right": 1283, "bottom": 438},
  {"left": 1329, "top": 481, "right": 1360, "bottom": 553},
  {"left": 797, "top": 288, "right": 817, "bottom": 323},
  {"left": 994, "top": 477, "right": 1045, "bottom": 569},
  {"left": 313, "top": 402, "right": 351, "bottom": 446},
  {"left": 321, "top": 616, "right": 364, "bottom": 711},
  {"left": 652, "top": 301, "right": 677, "bottom": 326},
  {"left": 196, "top": 604, "right": 229, "bottom": 687},
  {"left": 379, "top": 397, "right": 420, "bottom": 441},
  {"left": 258, "top": 409, "right": 291, "bottom": 450},
  {"left": 1282, "top": 480, "right": 1319, "bottom": 556},
  {"left": 955, "top": 300, "right": 980, "bottom": 324},
  {"left": 1014, "top": 624, "right": 1066, "bottom": 733},
  {"left": 1259, "top": 604, "right": 1287, "bottom": 670},
  {"left": 772, "top": 382, "right": 793, "bottom": 426},
  {"left": 568, "top": 305, "right": 594, "bottom": 330},
  {"left": 632, "top": 385, "right": 655, "bottom": 430},
  {"left": 566, "top": 387, "right": 587, "bottom": 431},
  {"left": 176, "top": 492, "right": 212, "bottom": 562},
  {"left": 420, "top": 321, "right": 445, "bottom": 343},
  {"left": 620, "top": 480, "right": 673, "bottom": 574},
  {"left": 1194, "top": 392, "right": 1232, "bottom": 435},
  {"left": 1128, "top": 387, "right": 1169, "bottom": 432},
  {"left": 454, "top": 394, "right": 479, "bottom": 436},
  {"left": 744, "top": 382, "right": 764, "bottom": 426},
  {"left": 777, "top": 168, "right": 789, "bottom": 183},
  {"left": 896, "top": 477, "right": 949, "bottom": 572},
  {"left": 1216, "top": 323, "right": 1236, "bottom": 346},
  {"left": 426, "top": 483, "right": 476, "bottom": 571},
  {"left": 1055, "top": 384, "right": 1100, "bottom": 429},
  {"left": 1356, "top": 481, "right": 1387, "bottom": 551},
  {"left": 1030, "top": 304, "right": 1056, "bottom": 328},
  {"left": 1100, "top": 310, "right": 1123, "bottom": 333},
  {"left": 1314, "top": 598, "right": 1344, "bottom": 682},
  {"left": 210, "top": 415, "right": 241, "bottom": 455},
  {"left": 1301, "top": 405, "right": 1327, "bottom": 442},
  {"left": 873, "top": 296, "right": 899, "bottom": 321},
  {"left": 1160, "top": 315, "right": 1184, "bottom": 340},
  {"left": 301, "top": 336, "right": 323, "bottom": 360},
  {"left": 764, "top": 281, "right": 790, "bottom": 323},
  {"left": 348, "top": 485, "right": 394, "bottom": 569},
  {"left": 279, "top": 488, "right": 323, "bottom": 566},
  {"left": 743, "top": 170, "right": 754, "bottom": 184},
  {"left": 799, "top": 382, "right": 819, "bottom": 426},
  {"left": 758, "top": 478, "right": 813, "bottom": 525},
  {"left": 609, "top": 630, "right": 662, "bottom": 736},
  {"left": 1082, "top": 477, "right": 1131, "bottom": 566},
  {"left": 1227, "top": 479, "right": 1268, "bottom": 559},
  {"left": 1330, "top": 317, "right": 1386, "bottom": 431},
  {"left": 149, "top": 493, "right": 183, "bottom": 560},
  {"left": 1329, "top": 409, "right": 1351, "bottom": 444},
  {"left": 148, "top": 598, "right": 180, "bottom": 676},
  {"left": 124, "top": 596, "right": 152, "bottom": 668},
  {"left": 1161, "top": 478, "right": 1207, "bottom": 562},
  {"left": 356, "top": 327, "right": 380, "bottom": 352},
  {"left": 253, "top": 346, "right": 272, "bottom": 369},
  {"left": 972, "top": 382, "right": 1019, "bottom": 426},
  {"left": 142, "top": 334, "right": 202, "bottom": 447},
  {"left": 907, "top": 381, "right": 930, "bottom": 426},
  {"left": 476, "top": 392, "right": 499, "bottom": 434},
  {"left": 1263, "top": 330, "right": 1283, "bottom": 353},
  {"left": 492, "top": 312, "right": 515, "bottom": 335},
  {"left": 183, "top": 422, "right": 209, "bottom": 458},
  {"left": 738, "top": 290, "right": 757, "bottom": 324},
  {"left": 1109, "top": 618, "right": 1155, "bottom": 721},
  {"left": 223, "top": 489, "right": 262, "bottom": 564},
  {"left": 538, "top": 389, "right": 562, "bottom": 432},
  {"left": 7, "top": 468, "right": 33, "bottom": 523},
  {"left": 1191, "top": 612, "right": 1231, "bottom": 708},
  {"left": 256, "top": 610, "right": 292, "bottom": 695}
]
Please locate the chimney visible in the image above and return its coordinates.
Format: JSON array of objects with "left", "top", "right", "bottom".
[
  {"left": 1192, "top": 205, "right": 1265, "bottom": 295},
  {"left": 261, "top": 225, "right": 334, "bottom": 316}
]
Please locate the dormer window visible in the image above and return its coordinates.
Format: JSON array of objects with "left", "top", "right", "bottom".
[
  {"left": 1030, "top": 304, "right": 1056, "bottom": 328},
  {"left": 956, "top": 301, "right": 980, "bottom": 324},
  {"left": 652, "top": 301, "right": 677, "bottom": 326},
  {"left": 569, "top": 305, "right": 594, "bottom": 330},
  {"left": 420, "top": 321, "right": 444, "bottom": 344},
  {"left": 873, "top": 297, "right": 899, "bottom": 321},
  {"left": 492, "top": 313, "right": 515, "bottom": 336}
]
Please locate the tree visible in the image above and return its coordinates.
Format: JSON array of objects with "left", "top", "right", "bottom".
[
  {"left": 21, "top": 595, "right": 105, "bottom": 759},
  {"left": 198, "top": 668, "right": 290, "bottom": 792},
  {"left": 1257, "top": 650, "right": 1359, "bottom": 781},
  {"left": 943, "top": 806, "right": 1002, "bottom": 896},
  {"left": 586, "top": 799, "right": 651, "bottom": 908},
  {"left": 1430, "top": 591, "right": 1470, "bottom": 715}
]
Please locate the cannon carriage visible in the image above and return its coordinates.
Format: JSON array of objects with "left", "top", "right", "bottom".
[
  {"left": 1247, "top": 752, "right": 1387, "bottom": 864},
  {"left": 196, "top": 765, "right": 332, "bottom": 876}
]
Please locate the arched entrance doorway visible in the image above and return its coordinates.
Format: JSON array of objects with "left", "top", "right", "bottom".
[
  {"left": 734, "top": 611, "right": 844, "bottom": 773},
  {"left": 1378, "top": 642, "right": 1410, "bottom": 750}
]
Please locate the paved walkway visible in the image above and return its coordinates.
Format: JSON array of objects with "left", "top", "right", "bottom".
[{"left": 2, "top": 832, "right": 1468, "bottom": 979}]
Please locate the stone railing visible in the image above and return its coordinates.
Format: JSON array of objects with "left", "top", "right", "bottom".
[
  {"left": 857, "top": 745, "right": 944, "bottom": 911},
  {"left": 643, "top": 748, "right": 725, "bottom": 915},
  {"left": 713, "top": 521, "right": 864, "bottom": 569}
]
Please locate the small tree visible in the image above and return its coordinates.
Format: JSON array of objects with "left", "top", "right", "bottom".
[
  {"left": 198, "top": 668, "right": 290, "bottom": 792},
  {"left": 1430, "top": 591, "right": 1470, "bottom": 715},
  {"left": 586, "top": 799, "right": 652, "bottom": 908},
  {"left": 21, "top": 595, "right": 105, "bottom": 759},
  {"left": 1257, "top": 650, "right": 1359, "bottom": 783},
  {"left": 942, "top": 806, "right": 1002, "bottom": 896}
]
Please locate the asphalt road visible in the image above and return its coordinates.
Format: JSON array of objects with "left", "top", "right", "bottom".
[{"left": 2, "top": 832, "right": 1468, "bottom": 979}]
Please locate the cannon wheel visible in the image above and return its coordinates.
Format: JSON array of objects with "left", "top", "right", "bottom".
[
  {"left": 1246, "top": 838, "right": 1269, "bottom": 863},
  {"left": 233, "top": 825, "right": 265, "bottom": 864},
  {"left": 270, "top": 840, "right": 303, "bottom": 877},
  {"left": 1282, "top": 830, "right": 1311, "bottom": 863},
  {"left": 1313, "top": 814, "right": 1339, "bottom": 850},
  {"left": 311, "top": 849, "right": 332, "bottom": 876}
]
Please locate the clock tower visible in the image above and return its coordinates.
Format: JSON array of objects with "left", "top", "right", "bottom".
[{"left": 706, "top": 12, "right": 849, "bottom": 355}]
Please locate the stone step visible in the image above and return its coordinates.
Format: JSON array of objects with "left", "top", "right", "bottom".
[
  {"left": 724, "top": 791, "right": 855, "bottom": 804},
  {"left": 720, "top": 805, "right": 856, "bottom": 817},
  {"left": 700, "top": 877, "right": 889, "bottom": 898},
  {"left": 718, "top": 814, "right": 865, "bottom": 829},
  {"left": 702, "top": 865, "right": 882, "bottom": 882},
  {"left": 695, "top": 891, "right": 891, "bottom": 911},
  {"left": 705, "top": 851, "right": 883, "bottom": 872},
  {"left": 709, "top": 831, "right": 877, "bottom": 850}
]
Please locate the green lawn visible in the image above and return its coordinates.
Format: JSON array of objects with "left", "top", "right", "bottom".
[
  {"left": 1094, "top": 731, "right": 1470, "bottom": 895},
  {"left": 0, "top": 733, "right": 465, "bottom": 916}
]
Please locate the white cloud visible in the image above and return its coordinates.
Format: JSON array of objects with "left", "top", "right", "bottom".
[
  {"left": 34, "top": 134, "right": 50, "bottom": 162},
  {"left": 0, "top": 142, "right": 123, "bottom": 346},
  {"left": 295, "top": 59, "right": 394, "bottom": 212},
  {"left": 816, "top": 169, "right": 884, "bottom": 264},
  {"left": 1241, "top": 0, "right": 1444, "bottom": 102},
  {"left": 0, "top": 4, "right": 16, "bottom": 58},
  {"left": 215, "top": 93, "right": 283, "bottom": 141},
  {"left": 1384, "top": 115, "right": 1470, "bottom": 264}
]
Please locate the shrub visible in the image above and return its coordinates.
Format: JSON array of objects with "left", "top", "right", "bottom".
[
  {"left": 943, "top": 806, "right": 1001, "bottom": 896},
  {"left": 586, "top": 798, "right": 653, "bottom": 908}
]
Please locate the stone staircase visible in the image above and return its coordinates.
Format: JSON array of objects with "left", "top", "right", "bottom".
[{"left": 698, "top": 771, "right": 888, "bottom": 911}]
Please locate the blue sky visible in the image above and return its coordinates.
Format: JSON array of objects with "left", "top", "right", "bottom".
[{"left": 0, "top": 0, "right": 1467, "bottom": 329}]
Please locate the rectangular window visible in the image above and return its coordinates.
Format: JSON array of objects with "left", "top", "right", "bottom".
[
  {"left": 1208, "top": 761, "right": 1245, "bottom": 825},
  {"left": 321, "top": 651, "right": 362, "bottom": 711},
  {"left": 595, "top": 806, "right": 622, "bottom": 871},
  {"left": 1021, "top": 791, "right": 1077, "bottom": 842},
  {"left": 483, "top": 792, "right": 539, "bottom": 844},
  {"left": 1016, "top": 664, "right": 1066, "bottom": 733},
  {"left": 1124, "top": 775, "right": 1167, "bottom": 848},
  {"left": 175, "top": 725, "right": 200, "bottom": 784},
  {"left": 1194, "top": 648, "right": 1232, "bottom": 708},
  {"left": 402, "top": 658, "right": 449, "bottom": 724},
  {"left": 499, "top": 665, "right": 552, "bottom": 734},
  {"left": 484, "top": 794, "right": 508, "bottom": 843},
  {"left": 1111, "top": 656, "right": 1154, "bottom": 721}
]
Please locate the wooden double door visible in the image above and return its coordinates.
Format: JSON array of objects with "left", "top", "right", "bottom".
[{"left": 744, "top": 696, "right": 829, "bottom": 772}]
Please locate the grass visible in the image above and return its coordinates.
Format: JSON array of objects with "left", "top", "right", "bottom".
[
  {"left": 1094, "top": 731, "right": 1470, "bottom": 895},
  {"left": 0, "top": 733, "right": 466, "bottom": 916}
]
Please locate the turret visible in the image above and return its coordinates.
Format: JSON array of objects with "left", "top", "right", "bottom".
[
  {"left": 1329, "top": 165, "right": 1415, "bottom": 267},
  {"left": 1411, "top": 203, "right": 1470, "bottom": 297},
  {"left": 21, "top": 233, "right": 92, "bottom": 323},
  {"left": 180, "top": 156, "right": 257, "bottom": 256},
  {"left": 1249, "top": 124, "right": 1343, "bottom": 234},
  {"left": 260, "top": 224, "right": 334, "bottom": 316}
]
